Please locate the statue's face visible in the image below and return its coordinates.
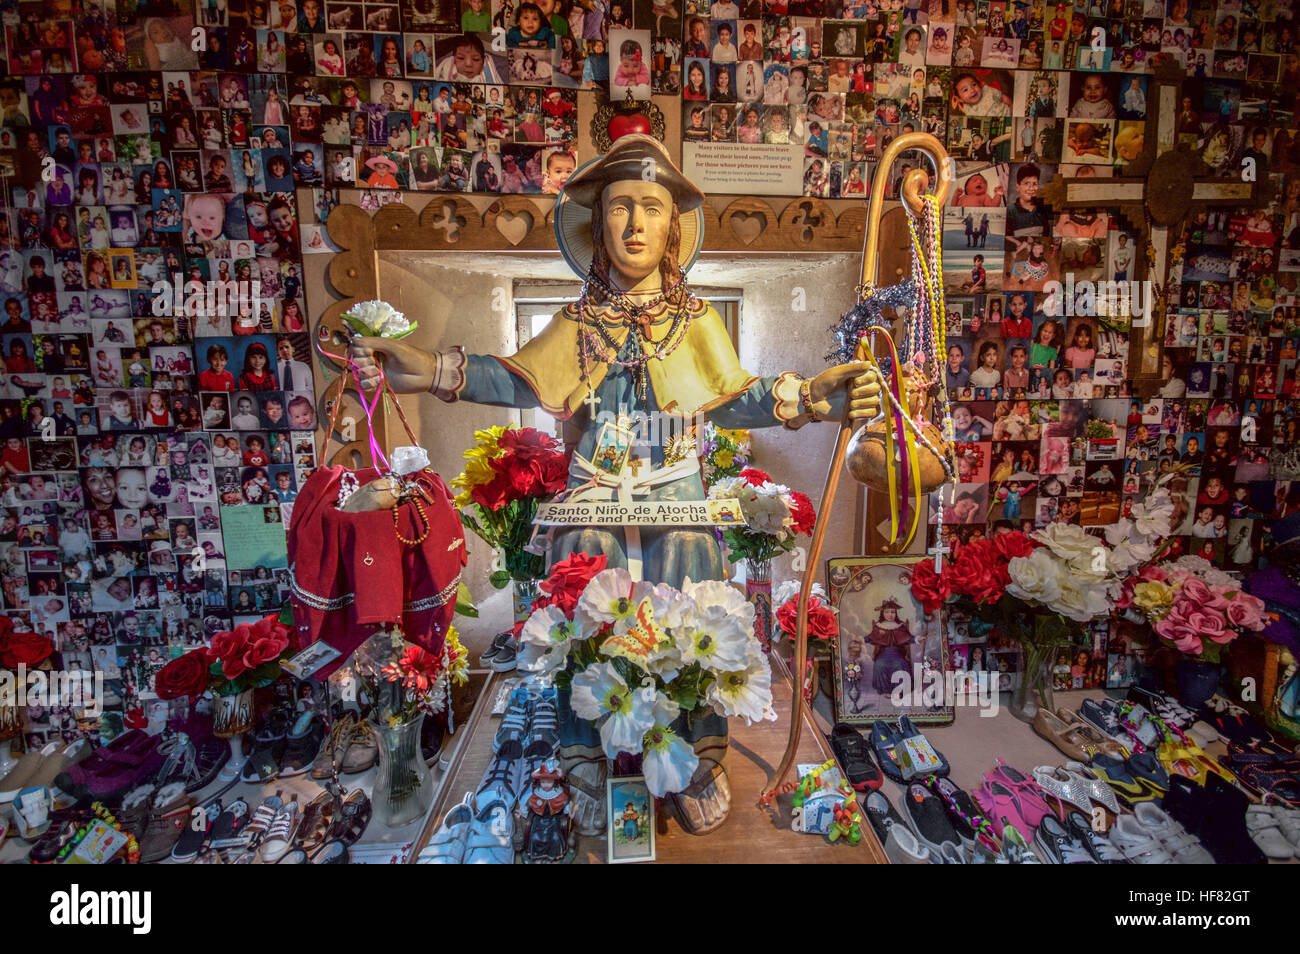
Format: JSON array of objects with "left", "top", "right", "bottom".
[{"left": 600, "top": 180, "right": 673, "bottom": 285}]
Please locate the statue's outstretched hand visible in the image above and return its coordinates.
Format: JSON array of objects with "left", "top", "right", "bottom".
[
  {"left": 348, "top": 336, "right": 437, "bottom": 394},
  {"left": 809, "top": 362, "right": 882, "bottom": 423}
]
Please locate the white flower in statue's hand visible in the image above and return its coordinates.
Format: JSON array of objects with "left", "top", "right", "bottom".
[
  {"left": 569, "top": 661, "right": 657, "bottom": 757},
  {"left": 640, "top": 694, "right": 699, "bottom": 797},
  {"left": 579, "top": 568, "right": 651, "bottom": 635},
  {"left": 517, "top": 603, "right": 595, "bottom": 674},
  {"left": 1130, "top": 492, "right": 1174, "bottom": 540},
  {"left": 706, "top": 654, "right": 776, "bottom": 725},
  {"left": 343, "top": 299, "right": 413, "bottom": 338}
]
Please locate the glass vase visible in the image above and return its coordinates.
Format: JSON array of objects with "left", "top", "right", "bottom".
[
  {"left": 370, "top": 713, "right": 435, "bottom": 828},
  {"left": 745, "top": 557, "right": 773, "bottom": 652},
  {"left": 1008, "top": 643, "right": 1055, "bottom": 724},
  {"left": 513, "top": 577, "right": 542, "bottom": 624}
]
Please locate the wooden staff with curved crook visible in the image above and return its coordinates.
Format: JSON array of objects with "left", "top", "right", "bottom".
[{"left": 763, "top": 132, "right": 953, "bottom": 802}]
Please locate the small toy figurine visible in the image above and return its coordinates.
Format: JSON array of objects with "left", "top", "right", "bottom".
[{"left": 519, "top": 758, "right": 572, "bottom": 862}]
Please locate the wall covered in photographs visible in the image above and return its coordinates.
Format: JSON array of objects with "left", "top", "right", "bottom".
[{"left": 0, "top": 0, "right": 1298, "bottom": 737}]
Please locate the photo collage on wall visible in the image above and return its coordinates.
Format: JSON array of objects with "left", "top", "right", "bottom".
[{"left": 0, "top": 0, "right": 343, "bottom": 740}]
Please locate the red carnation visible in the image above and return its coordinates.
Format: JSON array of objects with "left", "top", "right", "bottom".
[
  {"left": 910, "top": 560, "right": 951, "bottom": 615},
  {"left": 470, "top": 469, "right": 516, "bottom": 511},
  {"left": 497, "top": 427, "right": 561, "bottom": 454},
  {"left": 154, "top": 648, "right": 213, "bottom": 700},
  {"left": 788, "top": 491, "right": 816, "bottom": 535},
  {"left": 739, "top": 467, "right": 772, "bottom": 486},
  {"left": 993, "top": 530, "right": 1036, "bottom": 563},
  {"left": 541, "top": 553, "right": 608, "bottom": 614}
]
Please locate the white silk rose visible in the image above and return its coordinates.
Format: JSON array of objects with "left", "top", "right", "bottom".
[{"left": 1005, "top": 548, "right": 1064, "bottom": 605}]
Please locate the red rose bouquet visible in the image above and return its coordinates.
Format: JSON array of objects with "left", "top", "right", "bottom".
[
  {"left": 451, "top": 424, "right": 571, "bottom": 587},
  {"left": 155, "top": 613, "right": 298, "bottom": 699},
  {"left": 911, "top": 526, "right": 1125, "bottom": 716}
]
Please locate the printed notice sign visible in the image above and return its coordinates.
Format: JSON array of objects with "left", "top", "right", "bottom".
[
  {"left": 534, "top": 498, "right": 746, "bottom": 527},
  {"left": 681, "top": 142, "right": 804, "bottom": 196}
]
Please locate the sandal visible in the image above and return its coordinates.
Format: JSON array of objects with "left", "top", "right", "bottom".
[
  {"left": 297, "top": 791, "right": 335, "bottom": 853},
  {"left": 1063, "top": 761, "right": 1120, "bottom": 814},
  {"left": 328, "top": 788, "right": 372, "bottom": 845},
  {"left": 1032, "top": 765, "right": 1095, "bottom": 814},
  {"left": 829, "top": 723, "right": 882, "bottom": 791}
]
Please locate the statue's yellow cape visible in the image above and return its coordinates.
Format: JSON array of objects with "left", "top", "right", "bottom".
[{"left": 494, "top": 297, "right": 760, "bottom": 420}]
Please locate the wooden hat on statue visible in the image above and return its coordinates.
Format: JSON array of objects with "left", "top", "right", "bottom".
[{"left": 554, "top": 133, "right": 706, "bottom": 279}]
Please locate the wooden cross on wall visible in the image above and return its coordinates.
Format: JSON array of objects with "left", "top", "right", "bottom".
[{"left": 1039, "top": 57, "right": 1258, "bottom": 394}]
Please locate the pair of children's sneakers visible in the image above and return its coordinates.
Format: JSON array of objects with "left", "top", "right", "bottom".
[{"left": 480, "top": 631, "right": 518, "bottom": 672}]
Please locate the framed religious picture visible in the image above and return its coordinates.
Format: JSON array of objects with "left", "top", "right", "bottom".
[
  {"left": 591, "top": 420, "right": 634, "bottom": 476},
  {"left": 827, "top": 557, "right": 954, "bottom": 726},
  {"left": 606, "top": 775, "right": 655, "bottom": 864}
]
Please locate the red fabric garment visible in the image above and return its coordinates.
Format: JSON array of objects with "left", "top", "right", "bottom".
[{"left": 287, "top": 465, "right": 467, "bottom": 678}]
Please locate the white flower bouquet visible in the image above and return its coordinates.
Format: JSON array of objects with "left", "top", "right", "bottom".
[
  {"left": 341, "top": 299, "right": 416, "bottom": 339},
  {"left": 517, "top": 556, "right": 775, "bottom": 797}
]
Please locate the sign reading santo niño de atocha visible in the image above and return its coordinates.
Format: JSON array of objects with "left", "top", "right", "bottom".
[{"left": 534, "top": 499, "right": 745, "bottom": 527}]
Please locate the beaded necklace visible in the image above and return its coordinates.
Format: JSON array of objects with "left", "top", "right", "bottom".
[
  {"left": 905, "top": 193, "right": 956, "bottom": 557},
  {"left": 575, "top": 266, "right": 698, "bottom": 404},
  {"left": 904, "top": 193, "right": 946, "bottom": 391}
]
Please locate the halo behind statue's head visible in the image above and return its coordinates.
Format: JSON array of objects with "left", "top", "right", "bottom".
[{"left": 554, "top": 134, "right": 706, "bottom": 280}]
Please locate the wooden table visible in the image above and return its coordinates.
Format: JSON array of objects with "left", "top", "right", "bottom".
[{"left": 414, "top": 658, "right": 889, "bottom": 864}]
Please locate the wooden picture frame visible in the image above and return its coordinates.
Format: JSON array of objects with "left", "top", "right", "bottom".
[
  {"left": 606, "top": 775, "right": 655, "bottom": 864},
  {"left": 827, "top": 556, "right": 953, "bottom": 726}
]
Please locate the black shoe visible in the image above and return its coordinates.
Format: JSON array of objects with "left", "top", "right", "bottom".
[
  {"left": 240, "top": 709, "right": 292, "bottom": 783},
  {"left": 279, "top": 715, "right": 325, "bottom": 778},
  {"left": 1033, "top": 814, "right": 1095, "bottom": 864},
  {"left": 829, "top": 723, "right": 882, "bottom": 792},
  {"left": 1065, "top": 810, "right": 1128, "bottom": 863},
  {"left": 1163, "top": 774, "right": 1266, "bottom": 864},
  {"left": 479, "top": 631, "right": 513, "bottom": 667},
  {"left": 902, "top": 782, "right": 963, "bottom": 862}
]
